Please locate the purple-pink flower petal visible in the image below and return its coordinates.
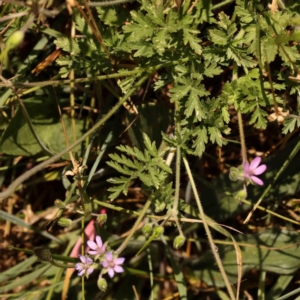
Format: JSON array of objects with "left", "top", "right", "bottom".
[
  {"left": 102, "top": 252, "right": 125, "bottom": 278},
  {"left": 251, "top": 176, "right": 264, "bottom": 186},
  {"left": 250, "top": 157, "right": 261, "bottom": 170},
  {"left": 243, "top": 156, "right": 266, "bottom": 186},
  {"left": 96, "top": 236, "right": 103, "bottom": 247},
  {"left": 102, "top": 261, "right": 109, "bottom": 268},
  {"left": 252, "top": 164, "right": 267, "bottom": 175},
  {"left": 76, "top": 255, "right": 94, "bottom": 277},
  {"left": 87, "top": 240, "right": 97, "bottom": 250},
  {"left": 108, "top": 268, "right": 114, "bottom": 278},
  {"left": 243, "top": 162, "right": 250, "bottom": 174},
  {"left": 114, "top": 257, "right": 125, "bottom": 265},
  {"left": 87, "top": 267, "right": 94, "bottom": 275},
  {"left": 86, "top": 257, "right": 93, "bottom": 264},
  {"left": 79, "top": 255, "right": 87, "bottom": 263},
  {"left": 105, "top": 252, "right": 113, "bottom": 261},
  {"left": 114, "top": 265, "right": 124, "bottom": 273},
  {"left": 87, "top": 235, "right": 106, "bottom": 256}
]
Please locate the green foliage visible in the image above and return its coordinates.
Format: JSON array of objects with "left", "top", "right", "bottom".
[
  {"left": 49, "top": 0, "right": 300, "bottom": 145},
  {"left": 107, "top": 133, "right": 172, "bottom": 200},
  {"left": 2, "top": 0, "right": 300, "bottom": 299}
]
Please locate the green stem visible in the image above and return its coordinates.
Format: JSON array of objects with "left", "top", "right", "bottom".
[
  {"left": 232, "top": 63, "right": 247, "bottom": 163},
  {"left": 51, "top": 260, "right": 76, "bottom": 268},
  {"left": 237, "top": 110, "right": 247, "bottom": 163},
  {"left": 182, "top": 156, "right": 235, "bottom": 300},
  {"left": 116, "top": 199, "right": 151, "bottom": 254},
  {"left": 212, "top": 0, "right": 234, "bottom": 10},
  {"left": 147, "top": 248, "right": 154, "bottom": 300},
  {"left": 0, "top": 58, "right": 189, "bottom": 88},
  {"left": 0, "top": 74, "right": 149, "bottom": 200},
  {"left": 49, "top": 181, "right": 77, "bottom": 230},
  {"left": 88, "top": 0, "right": 135, "bottom": 6},
  {"left": 240, "top": 198, "right": 300, "bottom": 226},
  {"left": 172, "top": 104, "right": 181, "bottom": 212}
]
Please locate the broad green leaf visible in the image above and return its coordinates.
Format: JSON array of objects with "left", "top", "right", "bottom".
[
  {"left": 266, "top": 275, "right": 294, "bottom": 299},
  {"left": 0, "top": 99, "right": 85, "bottom": 157},
  {"left": 187, "top": 229, "right": 300, "bottom": 287}
]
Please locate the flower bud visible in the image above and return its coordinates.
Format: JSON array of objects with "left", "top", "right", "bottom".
[
  {"left": 142, "top": 224, "right": 153, "bottom": 237},
  {"left": 54, "top": 199, "right": 65, "bottom": 209},
  {"left": 235, "top": 189, "right": 247, "bottom": 201},
  {"left": 155, "top": 202, "right": 166, "bottom": 213},
  {"left": 83, "top": 203, "right": 91, "bottom": 212},
  {"left": 152, "top": 226, "right": 164, "bottom": 239},
  {"left": 57, "top": 217, "right": 73, "bottom": 227},
  {"left": 5, "top": 31, "right": 24, "bottom": 51},
  {"left": 97, "top": 277, "right": 107, "bottom": 292},
  {"left": 96, "top": 214, "right": 107, "bottom": 224},
  {"left": 33, "top": 246, "right": 52, "bottom": 262},
  {"left": 173, "top": 235, "right": 186, "bottom": 249}
]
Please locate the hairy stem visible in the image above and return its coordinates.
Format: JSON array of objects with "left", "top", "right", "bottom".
[
  {"left": 232, "top": 64, "right": 247, "bottom": 163},
  {"left": 183, "top": 156, "right": 235, "bottom": 300},
  {"left": 116, "top": 198, "right": 151, "bottom": 254},
  {"left": 237, "top": 110, "right": 247, "bottom": 163},
  {"left": 172, "top": 103, "right": 181, "bottom": 212},
  {"left": 0, "top": 58, "right": 189, "bottom": 89}
]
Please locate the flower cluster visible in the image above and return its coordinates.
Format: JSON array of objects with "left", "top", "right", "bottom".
[
  {"left": 229, "top": 156, "right": 267, "bottom": 186},
  {"left": 75, "top": 235, "right": 125, "bottom": 289}
]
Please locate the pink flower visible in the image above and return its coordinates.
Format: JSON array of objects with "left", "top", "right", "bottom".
[
  {"left": 102, "top": 252, "right": 125, "bottom": 278},
  {"left": 75, "top": 255, "right": 94, "bottom": 277},
  {"left": 243, "top": 157, "right": 267, "bottom": 186},
  {"left": 87, "top": 235, "right": 106, "bottom": 256}
]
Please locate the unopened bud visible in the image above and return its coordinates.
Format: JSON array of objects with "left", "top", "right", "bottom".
[
  {"left": 54, "top": 199, "right": 65, "bottom": 209},
  {"left": 84, "top": 203, "right": 91, "bottom": 212},
  {"left": 152, "top": 226, "right": 164, "bottom": 239},
  {"left": 235, "top": 189, "right": 247, "bottom": 201},
  {"left": 173, "top": 235, "right": 186, "bottom": 249},
  {"left": 96, "top": 214, "right": 107, "bottom": 224},
  {"left": 155, "top": 202, "right": 166, "bottom": 213},
  {"left": 57, "top": 217, "right": 73, "bottom": 227},
  {"left": 142, "top": 224, "right": 153, "bottom": 237},
  {"left": 33, "top": 246, "right": 52, "bottom": 262},
  {"left": 5, "top": 31, "right": 24, "bottom": 51},
  {"left": 97, "top": 277, "right": 107, "bottom": 292}
]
